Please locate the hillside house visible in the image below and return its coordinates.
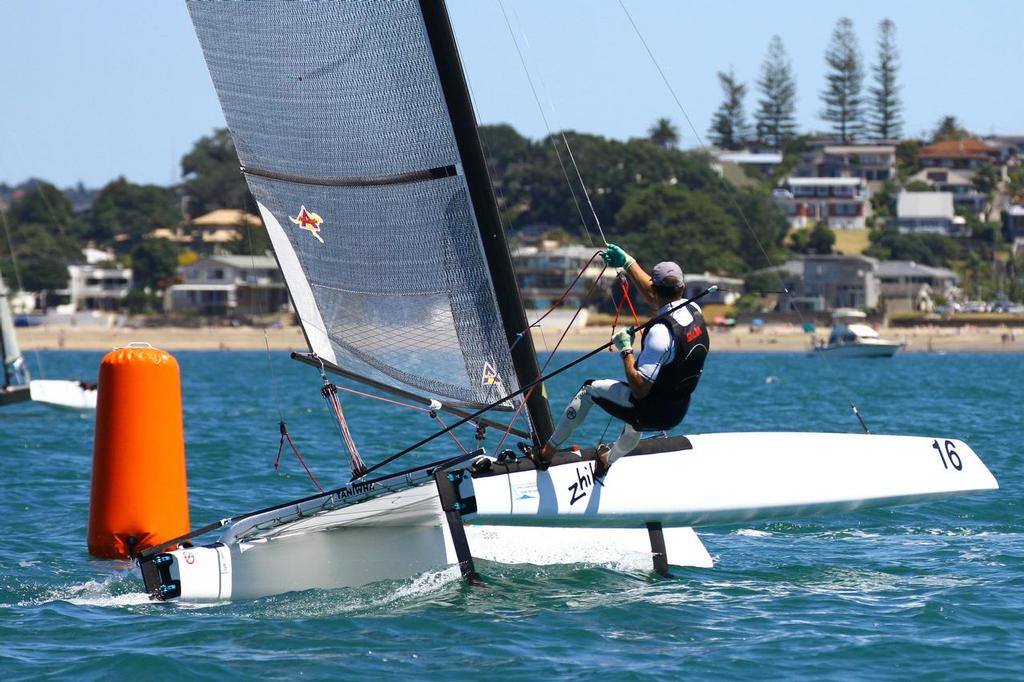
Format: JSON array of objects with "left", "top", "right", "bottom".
[
  {"left": 164, "top": 254, "right": 288, "bottom": 316},
  {"left": 773, "top": 177, "right": 870, "bottom": 230},
  {"left": 919, "top": 138, "right": 1002, "bottom": 171},
  {"left": 893, "top": 191, "right": 965, "bottom": 236},
  {"left": 909, "top": 168, "right": 986, "bottom": 215}
]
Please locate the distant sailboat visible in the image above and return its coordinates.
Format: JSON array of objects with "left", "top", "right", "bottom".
[
  {"left": 137, "top": 0, "right": 997, "bottom": 602},
  {"left": 0, "top": 267, "right": 97, "bottom": 410}
]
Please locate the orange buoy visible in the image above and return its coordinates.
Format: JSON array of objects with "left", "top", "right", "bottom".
[{"left": 88, "top": 343, "right": 189, "bottom": 559}]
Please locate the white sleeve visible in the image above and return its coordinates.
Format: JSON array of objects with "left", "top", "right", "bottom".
[{"left": 636, "top": 324, "right": 672, "bottom": 383}]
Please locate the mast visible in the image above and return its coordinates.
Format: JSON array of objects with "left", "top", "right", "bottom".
[{"left": 419, "top": 0, "right": 554, "bottom": 444}]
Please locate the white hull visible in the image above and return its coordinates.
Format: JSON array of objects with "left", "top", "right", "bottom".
[
  {"left": 158, "top": 520, "right": 712, "bottom": 602},
  {"left": 141, "top": 431, "right": 996, "bottom": 602},
  {"left": 466, "top": 432, "right": 994, "bottom": 527},
  {"left": 29, "top": 379, "right": 98, "bottom": 409},
  {"left": 814, "top": 341, "right": 903, "bottom": 358}
]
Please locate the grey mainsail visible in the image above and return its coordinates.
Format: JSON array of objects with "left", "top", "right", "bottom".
[{"left": 188, "top": 1, "right": 549, "bottom": 437}]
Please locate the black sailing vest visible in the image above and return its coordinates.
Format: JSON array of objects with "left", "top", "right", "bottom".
[{"left": 632, "top": 302, "right": 709, "bottom": 429}]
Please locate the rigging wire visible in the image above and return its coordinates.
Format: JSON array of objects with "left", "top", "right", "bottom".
[
  {"left": 490, "top": 260, "right": 609, "bottom": 455},
  {"left": 330, "top": 383, "right": 472, "bottom": 455},
  {"left": 355, "top": 284, "right": 718, "bottom": 481},
  {"left": 617, "top": 0, "right": 871, "bottom": 433},
  {"left": 496, "top": 0, "right": 600, "bottom": 246},
  {"left": 244, "top": 212, "right": 285, "bottom": 423},
  {"left": 504, "top": 4, "right": 609, "bottom": 245}
]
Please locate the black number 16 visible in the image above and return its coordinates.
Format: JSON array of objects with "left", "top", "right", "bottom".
[{"left": 932, "top": 439, "right": 963, "bottom": 471}]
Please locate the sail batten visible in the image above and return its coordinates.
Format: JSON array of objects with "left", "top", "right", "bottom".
[
  {"left": 241, "top": 164, "right": 459, "bottom": 189},
  {"left": 189, "top": 0, "right": 531, "bottom": 417}
]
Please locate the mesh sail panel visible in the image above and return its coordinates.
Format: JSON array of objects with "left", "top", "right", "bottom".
[{"left": 188, "top": 1, "right": 518, "bottom": 406}]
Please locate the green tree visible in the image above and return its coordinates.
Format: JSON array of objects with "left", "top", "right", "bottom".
[
  {"left": 1, "top": 185, "right": 80, "bottom": 295},
  {"left": 7, "top": 181, "right": 73, "bottom": 235},
  {"left": 972, "top": 162, "right": 1000, "bottom": 221},
  {"left": 130, "top": 239, "right": 180, "bottom": 291},
  {"left": 870, "top": 178, "right": 899, "bottom": 223},
  {"left": 790, "top": 222, "right": 835, "bottom": 255},
  {"left": 865, "top": 228, "right": 964, "bottom": 266},
  {"left": 648, "top": 117, "right": 680, "bottom": 149},
  {"left": 728, "top": 187, "right": 791, "bottom": 269},
  {"left": 754, "top": 36, "right": 798, "bottom": 149},
  {"left": 820, "top": 18, "right": 864, "bottom": 143},
  {"left": 1006, "top": 161, "right": 1024, "bottom": 204},
  {"left": 615, "top": 184, "right": 743, "bottom": 274},
  {"left": 808, "top": 222, "right": 836, "bottom": 254},
  {"left": 895, "top": 138, "right": 922, "bottom": 179},
  {"left": 479, "top": 123, "right": 531, "bottom": 177},
  {"left": 709, "top": 69, "right": 750, "bottom": 151},
  {"left": 868, "top": 19, "right": 902, "bottom": 140},
  {"left": 181, "top": 128, "right": 253, "bottom": 216},
  {"left": 16, "top": 233, "right": 72, "bottom": 292},
  {"left": 503, "top": 130, "right": 720, "bottom": 237},
  {"left": 932, "top": 116, "right": 969, "bottom": 142},
  {"left": 80, "top": 177, "right": 182, "bottom": 247}
]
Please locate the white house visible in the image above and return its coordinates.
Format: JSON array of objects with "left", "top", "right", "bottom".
[
  {"left": 164, "top": 254, "right": 288, "bottom": 316},
  {"left": 893, "top": 191, "right": 965, "bottom": 236},
  {"left": 773, "top": 177, "right": 870, "bottom": 230}
]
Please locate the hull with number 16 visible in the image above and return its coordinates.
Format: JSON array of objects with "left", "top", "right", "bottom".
[{"left": 463, "top": 432, "right": 999, "bottom": 528}]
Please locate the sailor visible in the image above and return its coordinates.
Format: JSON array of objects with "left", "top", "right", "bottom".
[{"left": 535, "top": 244, "right": 709, "bottom": 477}]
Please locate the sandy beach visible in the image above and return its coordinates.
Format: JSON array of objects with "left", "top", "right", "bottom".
[{"left": 16, "top": 323, "right": 1024, "bottom": 354}]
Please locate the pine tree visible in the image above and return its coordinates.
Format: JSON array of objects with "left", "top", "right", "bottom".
[
  {"left": 648, "top": 117, "right": 680, "bottom": 148},
  {"left": 868, "top": 19, "right": 903, "bottom": 140},
  {"left": 754, "top": 36, "right": 798, "bottom": 149},
  {"left": 709, "top": 69, "right": 750, "bottom": 151},
  {"left": 820, "top": 17, "right": 864, "bottom": 143}
]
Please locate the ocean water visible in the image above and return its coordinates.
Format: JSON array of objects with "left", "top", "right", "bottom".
[{"left": 1, "top": 348, "right": 1020, "bottom": 679}]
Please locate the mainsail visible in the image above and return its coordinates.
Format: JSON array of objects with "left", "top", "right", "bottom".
[
  {"left": 188, "top": 0, "right": 552, "bottom": 439},
  {"left": 0, "top": 266, "right": 27, "bottom": 389}
]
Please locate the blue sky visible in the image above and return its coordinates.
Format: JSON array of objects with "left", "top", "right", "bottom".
[{"left": 2, "top": 1, "right": 1021, "bottom": 189}]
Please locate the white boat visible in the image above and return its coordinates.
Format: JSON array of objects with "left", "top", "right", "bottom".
[
  {"left": 814, "top": 310, "right": 904, "bottom": 358},
  {"left": 0, "top": 266, "right": 97, "bottom": 410},
  {"left": 138, "top": 0, "right": 998, "bottom": 602}
]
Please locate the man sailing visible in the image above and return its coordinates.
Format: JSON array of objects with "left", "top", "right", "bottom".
[{"left": 534, "top": 244, "right": 710, "bottom": 477}]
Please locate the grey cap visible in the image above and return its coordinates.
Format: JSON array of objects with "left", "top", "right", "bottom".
[{"left": 652, "top": 261, "right": 684, "bottom": 288}]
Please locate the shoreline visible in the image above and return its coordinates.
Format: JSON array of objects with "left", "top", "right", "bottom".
[{"left": 16, "top": 324, "right": 1024, "bottom": 354}]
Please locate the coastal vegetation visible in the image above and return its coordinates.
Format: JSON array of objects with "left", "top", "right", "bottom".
[{"left": 1, "top": 15, "right": 1021, "bottom": 307}]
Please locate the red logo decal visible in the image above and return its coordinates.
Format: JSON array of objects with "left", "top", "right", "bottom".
[{"left": 289, "top": 205, "right": 325, "bottom": 243}]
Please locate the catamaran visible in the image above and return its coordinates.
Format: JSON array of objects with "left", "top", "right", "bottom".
[
  {"left": 138, "top": 0, "right": 997, "bottom": 602},
  {"left": 0, "top": 267, "right": 97, "bottom": 409}
]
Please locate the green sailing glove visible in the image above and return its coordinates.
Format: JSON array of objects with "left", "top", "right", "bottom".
[
  {"left": 601, "top": 243, "right": 635, "bottom": 269},
  {"left": 612, "top": 328, "right": 635, "bottom": 354}
]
